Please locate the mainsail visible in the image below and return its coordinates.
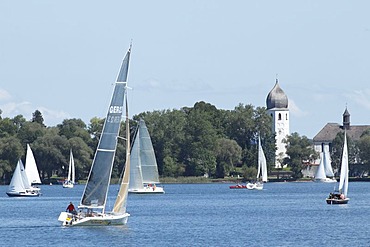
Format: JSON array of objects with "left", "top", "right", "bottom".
[
  {"left": 338, "top": 132, "right": 349, "bottom": 197},
  {"left": 256, "top": 135, "right": 267, "bottom": 182},
  {"left": 323, "top": 144, "right": 335, "bottom": 177},
  {"left": 25, "top": 144, "right": 41, "bottom": 184},
  {"left": 80, "top": 48, "right": 130, "bottom": 211},
  {"left": 314, "top": 152, "right": 327, "bottom": 180},
  {"left": 67, "top": 149, "right": 75, "bottom": 184},
  {"left": 139, "top": 119, "right": 160, "bottom": 184},
  {"left": 129, "top": 126, "right": 145, "bottom": 191}
]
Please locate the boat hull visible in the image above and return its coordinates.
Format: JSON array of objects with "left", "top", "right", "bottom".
[
  {"left": 247, "top": 182, "right": 264, "bottom": 190},
  {"left": 229, "top": 184, "right": 247, "bottom": 189},
  {"left": 314, "top": 178, "right": 337, "bottom": 183},
  {"left": 326, "top": 198, "right": 350, "bottom": 205},
  {"left": 58, "top": 212, "right": 130, "bottom": 226},
  {"left": 128, "top": 186, "right": 165, "bottom": 194},
  {"left": 63, "top": 181, "right": 74, "bottom": 188},
  {"left": 6, "top": 191, "right": 40, "bottom": 197}
]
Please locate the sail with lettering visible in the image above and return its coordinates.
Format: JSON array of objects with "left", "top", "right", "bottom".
[{"left": 58, "top": 46, "right": 132, "bottom": 226}]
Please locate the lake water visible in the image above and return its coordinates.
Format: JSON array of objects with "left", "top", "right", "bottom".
[{"left": 0, "top": 182, "right": 369, "bottom": 246}]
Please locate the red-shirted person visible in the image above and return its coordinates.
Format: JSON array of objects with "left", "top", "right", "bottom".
[{"left": 66, "top": 202, "right": 76, "bottom": 214}]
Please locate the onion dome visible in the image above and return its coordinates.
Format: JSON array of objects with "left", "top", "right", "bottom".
[{"left": 266, "top": 79, "right": 288, "bottom": 110}]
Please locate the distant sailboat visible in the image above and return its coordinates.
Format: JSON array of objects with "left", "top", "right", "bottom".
[
  {"left": 128, "top": 119, "right": 165, "bottom": 194},
  {"left": 63, "top": 150, "right": 75, "bottom": 188},
  {"left": 326, "top": 131, "right": 350, "bottom": 204},
  {"left": 314, "top": 147, "right": 336, "bottom": 183},
  {"left": 24, "top": 144, "right": 41, "bottom": 192},
  {"left": 6, "top": 159, "right": 40, "bottom": 197},
  {"left": 247, "top": 135, "right": 267, "bottom": 190},
  {"left": 58, "top": 46, "right": 132, "bottom": 226}
]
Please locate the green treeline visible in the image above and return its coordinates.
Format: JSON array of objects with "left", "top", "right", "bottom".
[
  {"left": 0, "top": 102, "right": 279, "bottom": 184},
  {"left": 3, "top": 101, "right": 370, "bottom": 184}
]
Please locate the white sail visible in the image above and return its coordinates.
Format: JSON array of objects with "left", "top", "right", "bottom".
[
  {"left": 258, "top": 136, "right": 268, "bottom": 182},
  {"left": 314, "top": 152, "right": 327, "bottom": 180},
  {"left": 63, "top": 150, "right": 75, "bottom": 188},
  {"left": 25, "top": 144, "right": 41, "bottom": 184},
  {"left": 338, "top": 133, "right": 349, "bottom": 197},
  {"left": 323, "top": 144, "right": 335, "bottom": 177},
  {"left": 138, "top": 119, "right": 160, "bottom": 184},
  {"left": 8, "top": 160, "right": 27, "bottom": 194},
  {"left": 129, "top": 127, "right": 145, "bottom": 191}
]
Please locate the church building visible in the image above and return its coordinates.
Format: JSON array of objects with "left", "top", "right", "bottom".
[
  {"left": 266, "top": 79, "right": 290, "bottom": 168},
  {"left": 313, "top": 108, "right": 370, "bottom": 153}
]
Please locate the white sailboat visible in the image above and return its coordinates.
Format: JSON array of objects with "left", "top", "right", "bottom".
[
  {"left": 24, "top": 144, "right": 41, "bottom": 192},
  {"left": 326, "top": 131, "right": 350, "bottom": 204},
  {"left": 128, "top": 119, "right": 164, "bottom": 194},
  {"left": 6, "top": 159, "right": 40, "bottom": 197},
  {"left": 63, "top": 150, "right": 75, "bottom": 188},
  {"left": 58, "top": 46, "right": 132, "bottom": 226},
  {"left": 247, "top": 135, "right": 267, "bottom": 190},
  {"left": 314, "top": 147, "right": 336, "bottom": 183}
]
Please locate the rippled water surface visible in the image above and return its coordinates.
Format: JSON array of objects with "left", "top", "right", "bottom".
[{"left": 1, "top": 182, "right": 369, "bottom": 246}]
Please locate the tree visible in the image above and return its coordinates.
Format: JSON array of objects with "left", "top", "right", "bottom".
[
  {"left": 283, "top": 132, "right": 316, "bottom": 179},
  {"left": 0, "top": 136, "right": 23, "bottom": 181},
  {"left": 32, "top": 110, "right": 45, "bottom": 126},
  {"left": 214, "top": 138, "right": 242, "bottom": 178}
]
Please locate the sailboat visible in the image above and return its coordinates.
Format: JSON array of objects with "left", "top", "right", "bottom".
[
  {"left": 24, "top": 144, "right": 42, "bottom": 192},
  {"left": 314, "top": 147, "right": 336, "bottom": 183},
  {"left": 6, "top": 159, "right": 40, "bottom": 197},
  {"left": 247, "top": 135, "right": 267, "bottom": 190},
  {"left": 58, "top": 46, "right": 132, "bottom": 226},
  {"left": 326, "top": 131, "right": 350, "bottom": 204},
  {"left": 128, "top": 119, "right": 165, "bottom": 194},
  {"left": 63, "top": 150, "right": 75, "bottom": 188}
]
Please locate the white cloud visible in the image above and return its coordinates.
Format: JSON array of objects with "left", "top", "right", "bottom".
[
  {"left": 0, "top": 89, "right": 12, "bottom": 101},
  {"left": 347, "top": 89, "right": 370, "bottom": 110},
  {"left": 289, "top": 99, "right": 307, "bottom": 117}
]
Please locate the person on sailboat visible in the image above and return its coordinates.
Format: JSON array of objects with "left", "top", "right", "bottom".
[{"left": 66, "top": 202, "right": 77, "bottom": 214}]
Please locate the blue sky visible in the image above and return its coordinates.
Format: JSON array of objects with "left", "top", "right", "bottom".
[{"left": 1, "top": 1, "right": 370, "bottom": 138}]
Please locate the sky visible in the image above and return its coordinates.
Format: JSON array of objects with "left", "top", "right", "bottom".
[{"left": 1, "top": 1, "right": 370, "bottom": 139}]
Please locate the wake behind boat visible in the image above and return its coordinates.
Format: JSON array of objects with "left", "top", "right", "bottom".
[
  {"left": 58, "top": 46, "right": 132, "bottom": 226},
  {"left": 326, "top": 131, "right": 349, "bottom": 205},
  {"left": 128, "top": 119, "right": 164, "bottom": 194}
]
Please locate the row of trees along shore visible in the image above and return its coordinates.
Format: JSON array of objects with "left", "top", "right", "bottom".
[{"left": 1, "top": 101, "right": 370, "bottom": 184}]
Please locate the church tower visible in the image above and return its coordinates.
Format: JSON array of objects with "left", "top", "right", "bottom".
[{"left": 266, "top": 79, "right": 290, "bottom": 168}]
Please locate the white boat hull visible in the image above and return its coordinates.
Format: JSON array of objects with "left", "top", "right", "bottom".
[
  {"left": 129, "top": 186, "right": 165, "bottom": 194},
  {"left": 314, "top": 178, "right": 337, "bottom": 183},
  {"left": 246, "top": 182, "right": 263, "bottom": 190},
  {"left": 63, "top": 181, "right": 74, "bottom": 188},
  {"left": 6, "top": 190, "right": 40, "bottom": 197},
  {"left": 58, "top": 211, "right": 130, "bottom": 226}
]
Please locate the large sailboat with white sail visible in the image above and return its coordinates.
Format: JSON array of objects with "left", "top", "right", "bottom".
[
  {"left": 128, "top": 119, "right": 164, "bottom": 194},
  {"left": 58, "top": 46, "right": 132, "bottom": 226}
]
